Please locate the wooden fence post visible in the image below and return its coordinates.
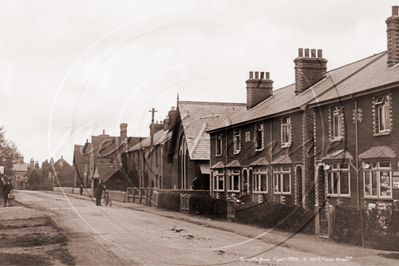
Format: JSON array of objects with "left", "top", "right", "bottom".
[{"left": 328, "top": 205, "right": 335, "bottom": 239}]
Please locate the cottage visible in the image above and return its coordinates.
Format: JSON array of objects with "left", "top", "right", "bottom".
[{"left": 123, "top": 101, "right": 246, "bottom": 191}]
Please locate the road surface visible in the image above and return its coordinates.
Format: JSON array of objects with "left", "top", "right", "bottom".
[{"left": 14, "top": 190, "right": 363, "bottom": 265}]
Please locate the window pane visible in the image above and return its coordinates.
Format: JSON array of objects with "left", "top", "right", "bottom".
[
  {"left": 282, "top": 166, "right": 290, "bottom": 172},
  {"left": 254, "top": 175, "right": 258, "bottom": 191},
  {"left": 328, "top": 173, "right": 332, "bottom": 194},
  {"left": 378, "top": 106, "right": 384, "bottom": 131},
  {"left": 340, "top": 162, "right": 349, "bottom": 170},
  {"left": 219, "top": 176, "right": 224, "bottom": 190},
  {"left": 274, "top": 174, "right": 280, "bottom": 192},
  {"left": 333, "top": 116, "right": 339, "bottom": 137},
  {"left": 257, "top": 130, "right": 262, "bottom": 149},
  {"left": 384, "top": 104, "right": 390, "bottom": 129},
  {"left": 340, "top": 172, "right": 349, "bottom": 194},
  {"left": 364, "top": 172, "right": 371, "bottom": 197},
  {"left": 380, "top": 171, "right": 391, "bottom": 197},
  {"left": 234, "top": 175, "right": 239, "bottom": 191},
  {"left": 261, "top": 174, "right": 267, "bottom": 191},
  {"left": 283, "top": 174, "right": 290, "bottom": 192},
  {"left": 214, "top": 176, "right": 218, "bottom": 190},
  {"left": 371, "top": 172, "right": 377, "bottom": 196},
  {"left": 282, "top": 125, "right": 288, "bottom": 143},
  {"left": 333, "top": 172, "right": 338, "bottom": 194},
  {"left": 379, "top": 161, "right": 391, "bottom": 168}
]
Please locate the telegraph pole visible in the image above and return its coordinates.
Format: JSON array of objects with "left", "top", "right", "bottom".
[{"left": 149, "top": 108, "right": 158, "bottom": 150}]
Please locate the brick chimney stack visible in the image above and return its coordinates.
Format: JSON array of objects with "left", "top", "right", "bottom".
[
  {"left": 149, "top": 121, "right": 164, "bottom": 134},
  {"left": 30, "top": 158, "right": 34, "bottom": 170},
  {"left": 246, "top": 71, "right": 273, "bottom": 109},
  {"left": 120, "top": 123, "right": 128, "bottom": 139},
  {"left": 294, "top": 48, "right": 327, "bottom": 95},
  {"left": 386, "top": 6, "right": 399, "bottom": 68}
]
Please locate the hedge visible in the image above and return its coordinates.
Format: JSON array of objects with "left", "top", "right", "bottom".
[
  {"left": 333, "top": 205, "right": 399, "bottom": 251},
  {"left": 189, "top": 195, "right": 227, "bottom": 219},
  {"left": 156, "top": 192, "right": 180, "bottom": 212},
  {"left": 234, "top": 201, "right": 315, "bottom": 234}
]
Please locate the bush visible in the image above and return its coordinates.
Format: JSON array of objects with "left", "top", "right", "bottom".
[
  {"left": 156, "top": 192, "right": 180, "bottom": 212},
  {"left": 189, "top": 195, "right": 227, "bottom": 219},
  {"left": 234, "top": 201, "right": 314, "bottom": 234}
]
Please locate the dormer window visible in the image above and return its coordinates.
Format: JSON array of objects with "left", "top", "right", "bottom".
[{"left": 281, "top": 117, "right": 292, "bottom": 148}]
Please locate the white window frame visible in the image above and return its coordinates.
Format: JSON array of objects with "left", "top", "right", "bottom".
[
  {"left": 213, "top": 169, "right": 224, "bottom": 191},
  {"left": 233, "top": 129, "right": 241, "bottom": 154},
  {"left": 376, "top": 96, "right": 391, "bottom": 133},
  {"left": 255, "top": 123, "right": 264, "bottom": 151},
  {"left": 363, "top": 161, "right": 392, "bottom": 199},
  {"left": 216, "top": 133, "right": 222, "bottom": 156},
  {"left": 273, "top": 166, "right": 291, "bottom": 194},
  {"left": 325, "top": 162, "right": 351, "bottom": 197},
  {"left": 227, "top": 168, "right": 240, "bottom": 192},
  {"left": 332, "top": 106, "right": 344, "bottom": 140},
  {"left": 281, "top": 118, "right": 292, "bottom": 148},
  {"left": 253, "top": 166, "right": 268, "bottom": 193}
]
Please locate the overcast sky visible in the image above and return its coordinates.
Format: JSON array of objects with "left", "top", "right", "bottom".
[{"left": 0, "top": 0, "right": 397, "bottom": 165}]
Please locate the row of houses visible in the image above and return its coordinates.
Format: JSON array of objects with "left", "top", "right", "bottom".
[{"left": 73, "top": 6, "right": 399, "bottom": 213}]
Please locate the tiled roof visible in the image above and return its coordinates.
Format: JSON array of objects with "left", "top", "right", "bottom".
[
  {"left": 12, "top": 163, "right": 29, "bottom": 172},
  {"left": 128, "top": 130, "right": 173, "bottom": 152},
  {"left": 199, "top": 164, "right": 210, "bottom": 174},
  {"left": 178, "top": 101, "right": 246, "bottom": 160},
  {"left": 271, "top": 155, "right": 292, "bottom": 164},
  {"left": 322, "top": 150, "right": 354, "bottom": 161},
  {"left": 249, "top": 157, "right": 269, "bottom": 166},
  {"left": 94, "top": 163, "right": 121, "bottom": 183},
  {"left": 225, "top": 160, "right": 241, "bottom": 168},
  {"left": 212, "top": 52, "right": 398, "bottom": 130},
  {"left": 359, "top": 146, "right": 396, "bottom": 159}
]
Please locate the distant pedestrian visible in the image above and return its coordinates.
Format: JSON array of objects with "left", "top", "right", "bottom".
[
  {"left": 79, "top": 183, "right": 84, "bottom": 196},
  {"left": 3, "top": 181, "right": 12, "bottom": 207},
  {"left": 7, "top": 190, "right": 15, "bottom": 207},
  {"left": 95, "top": 180, "right": 106, "bottom": 206}
]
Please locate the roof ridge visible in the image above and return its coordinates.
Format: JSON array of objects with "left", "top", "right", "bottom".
[
  {"left": 306, "top": 51, "right": 386, "bottom": 106},
  {"left": 179, "top": 100, "right": 246, "bottom": 106}
]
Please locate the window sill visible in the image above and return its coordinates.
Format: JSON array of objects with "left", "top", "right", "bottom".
[
  {"left": 327, "top": 195, "right": 351, "bottom": 198},
  {"left": 274, "top": 192, "right": 291, "bottom": 195},
  {"left": 281, "top": 142, "right": 292, "bottom": 148},
  {"left": 329, "top": 137, "right": 343, "bottom": 142},
  {"left": 227, "top": 190, "right": 240, "bottom": 192},
  {"left": 233, "top": 150, "right": 241, "bottom": 155},
  {"left": 253, "top": 191, "right": 268, "bottom": 194},
  {"left": 374, "top": 131, "right": 391, "bottom": 136},
  {"left": 255, "top": 148, "right": 264, "bottom": 152},
  {"left": 216, "top": 154, "right": 222, "bottom": 157},
  {"left": 364, "top": 196, "right": 393, "bottom": 199}
]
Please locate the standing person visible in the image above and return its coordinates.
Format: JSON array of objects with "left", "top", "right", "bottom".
[
  {"left": 95, "top": 180, "right": 106, "bottom": 206},
  {"left": 3, "top": 181, "right": 12, "bottom": 207},
  {"left": 79, "top": 183, "right": 84, "bottom": 196}
]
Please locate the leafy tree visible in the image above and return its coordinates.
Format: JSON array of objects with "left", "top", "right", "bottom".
[
  {"left": 0, "top": 126, "right": 22, "bottom": 177},
  {"left": 28, "top": 169, "right": 40, "bottom": 186}
]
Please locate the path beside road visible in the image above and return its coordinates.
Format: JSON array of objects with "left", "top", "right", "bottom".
[{"left": 51, "top": 190, "right": 399, "bottom": 265}]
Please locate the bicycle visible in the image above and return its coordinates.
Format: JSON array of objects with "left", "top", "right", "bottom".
[{"left": 102, "top": 190, "right": 112, "bottom": 207}]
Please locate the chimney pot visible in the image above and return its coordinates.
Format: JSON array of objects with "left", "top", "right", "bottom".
[
  {"left": 393, "top": 6, "right": 398, "bottom": 15},
  {"left": 266, "top": 72, "right": 270, "bottom": 79},
  {"left": 304, "top": 49, "right": 309, "bottom": 57},
  {"left": 317, "top": 49, "right": 323, "bottom": 58},
  {"left": 255, "top": 71, "right": 259, "bottom": 79},
  {"left": 171, "top": 106, "right": 175, "bottom": 111},
  {"left": 103, "top": 129, "right": 105, "bottom": 135},
  {"left": 249, "top": 71, "right": 253, "bottom": 79},
  {"left": 260, "top": 72, "right": 264, "bottom": 79},
  {"left": 298, "top": 48, "right": 303, "bottom": 57},
  {"left": 311, "top": 49, "right": 316, "bottom": 58}
]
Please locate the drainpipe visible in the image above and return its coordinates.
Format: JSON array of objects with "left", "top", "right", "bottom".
[{"left": 355, "top": 100, "right": 365, "bottom": 247}]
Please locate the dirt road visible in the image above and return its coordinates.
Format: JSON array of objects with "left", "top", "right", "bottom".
[{"left": 4, "top": 190, "right": 397, "bottom": 265}]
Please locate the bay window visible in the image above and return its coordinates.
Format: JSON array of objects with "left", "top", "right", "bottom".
[
  {"left": 273, "top": 166, "right": 291, "bottom": 194},
  {"left": 227, "top": 168, "right": 240, "bottom": 192},
  {"left": 253, "top": 167, "right": 268, "bottom": 192},
  {"left": 363, "top": 161, "right": 392, "bottom": 198},
  {"left": 325, "top": 162, "right": 350, "bottom": 197}
]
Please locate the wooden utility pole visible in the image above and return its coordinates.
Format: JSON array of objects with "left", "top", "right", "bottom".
[{"left": 149, "top": 108, "right": 158, "bottom": 150}]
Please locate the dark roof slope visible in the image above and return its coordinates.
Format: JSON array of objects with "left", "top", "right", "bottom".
[{"left": 211, "top": 52, "right": 396, "bottom": 131}]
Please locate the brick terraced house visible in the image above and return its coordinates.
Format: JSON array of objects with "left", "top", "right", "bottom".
[{"left": 207, "top": 6, "right": 399, "bottom": 217}]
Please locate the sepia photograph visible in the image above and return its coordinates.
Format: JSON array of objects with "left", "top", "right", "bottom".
[{"left": 1, "top": 0, "right": 399, "bottom": 265}]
